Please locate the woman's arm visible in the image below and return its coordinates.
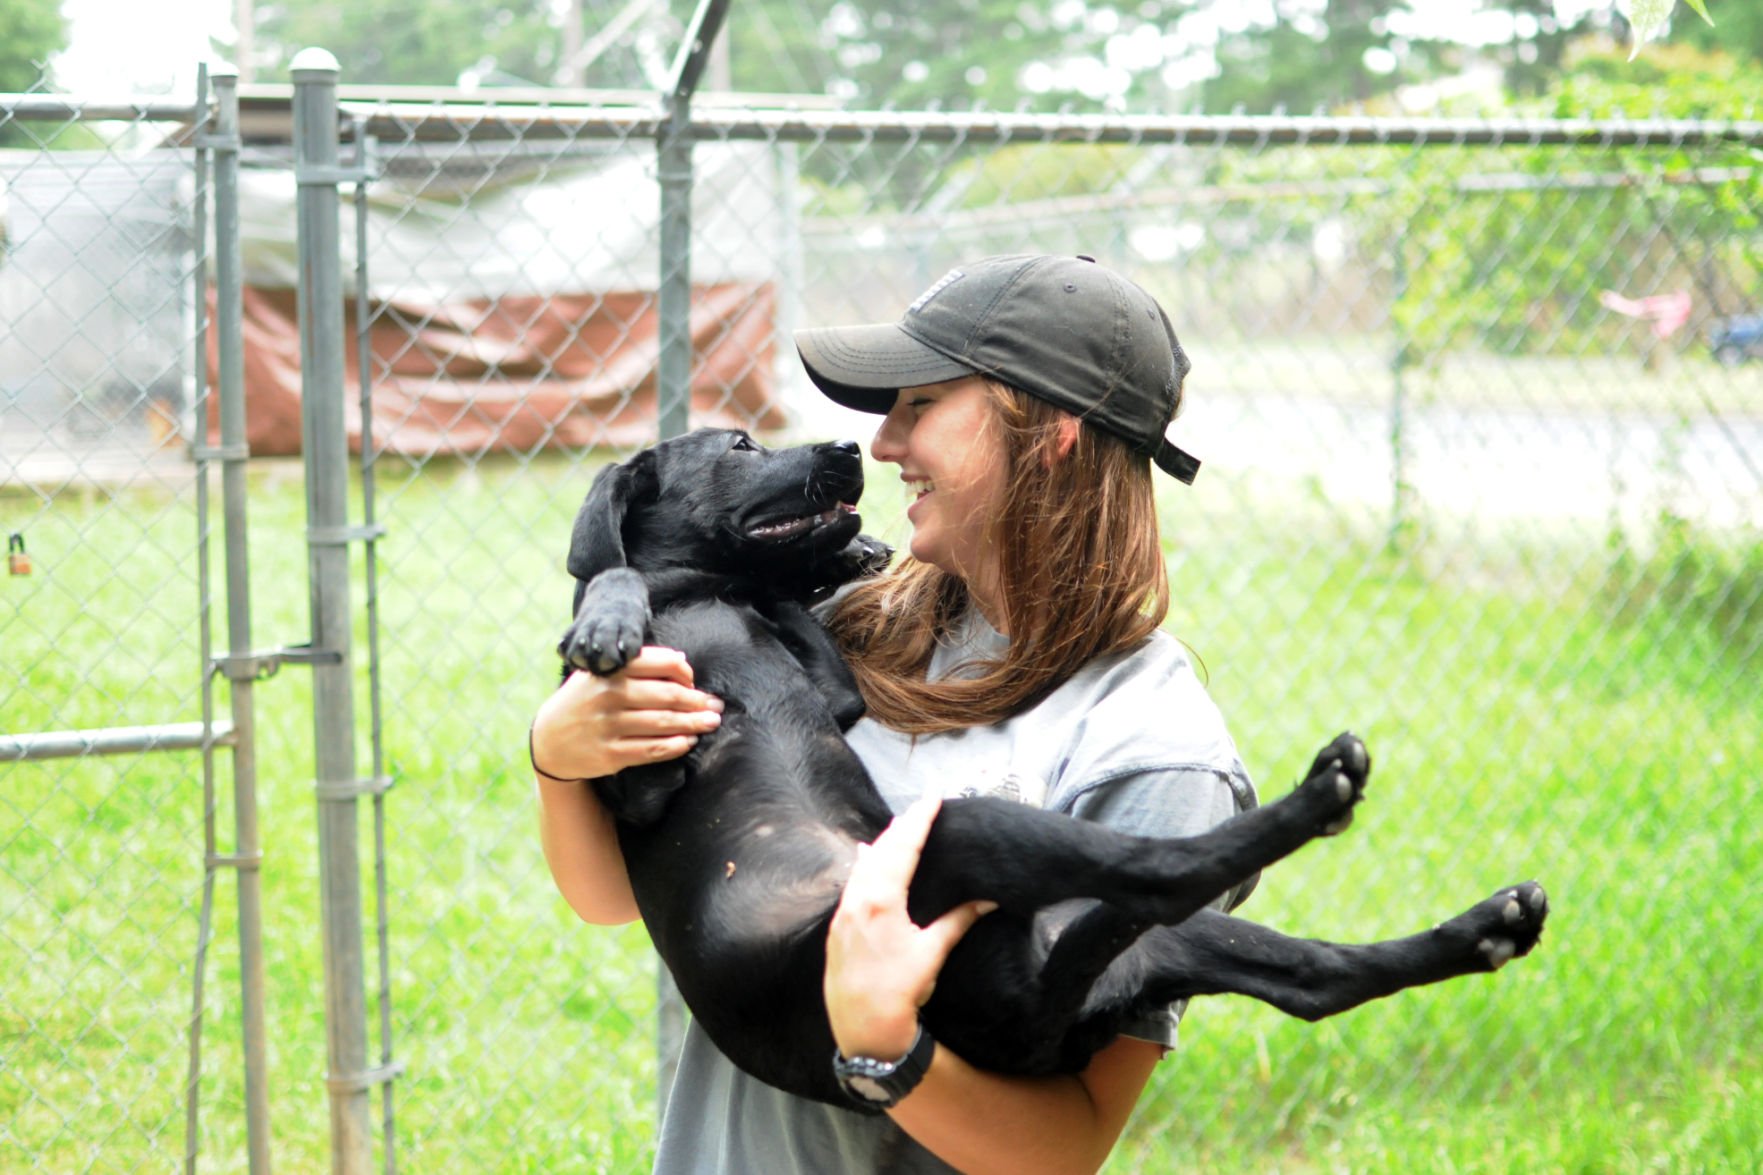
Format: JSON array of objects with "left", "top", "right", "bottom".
[
  {"left": 891, "top": 1036, "right": 1162, "bottom": 1175},
  {"left": 824, "top": 798, "right": 1161, "bottom": 1174},
  {"left": 532, "top": 647, "right": 723, "bottom": 926}
]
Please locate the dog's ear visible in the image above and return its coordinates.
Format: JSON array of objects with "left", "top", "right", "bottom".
[{"left": 567, "top": 451, "right": 654, "bottom": 583}]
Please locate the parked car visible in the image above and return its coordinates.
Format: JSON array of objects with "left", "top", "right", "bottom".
[{"left": 1709, "top": 313, "right": 1763, "bottom": 365}]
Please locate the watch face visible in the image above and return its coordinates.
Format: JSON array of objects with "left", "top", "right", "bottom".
[{"left": 846, "top": 1074, "right": 893, "bottom": 1104}]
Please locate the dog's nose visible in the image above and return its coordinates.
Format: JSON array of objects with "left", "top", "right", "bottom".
[{"left": 831, "top": 440, "right": 861, "bottom": 457}]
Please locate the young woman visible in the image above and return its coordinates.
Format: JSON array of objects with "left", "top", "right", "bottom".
[{"left": 531, "top": 254, "right": 1258, "bottom": 1173}]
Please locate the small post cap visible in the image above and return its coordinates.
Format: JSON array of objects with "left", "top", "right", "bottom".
[{"left": 289, "top": 47, "right": 341, "bottom": 75}]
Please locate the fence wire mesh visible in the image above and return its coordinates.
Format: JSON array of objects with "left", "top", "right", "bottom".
[
  {"left": 0, "top": 91, "right": 219, "bottom": 1171},
  {"left": 4, "top": 74, "right": 1761, "bottom": 1173}
]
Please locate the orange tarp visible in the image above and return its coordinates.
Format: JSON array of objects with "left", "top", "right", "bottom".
[{"left": 205, "top": 282, "right": 783, "bottom": 457}]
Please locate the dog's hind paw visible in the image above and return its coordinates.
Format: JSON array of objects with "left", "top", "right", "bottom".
[
  {"left": 1295, "top": 731, "right": 1370, "bottom": 835},
  {"left": 1445, "top": 881, "right": 1549, "bottom": 971}
]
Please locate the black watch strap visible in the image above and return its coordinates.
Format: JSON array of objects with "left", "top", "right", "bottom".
[{"left": 832, "top": 1023, "right": 936, "bottom": 1109}]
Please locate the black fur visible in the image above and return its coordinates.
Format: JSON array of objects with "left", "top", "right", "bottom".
[{"left": 558, "top": 428, "right": 1548, "bottom": 1110}]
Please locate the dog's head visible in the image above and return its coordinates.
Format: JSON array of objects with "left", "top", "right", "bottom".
[{"left": 568, "top": 428, "right": 875, "bottom": 593}]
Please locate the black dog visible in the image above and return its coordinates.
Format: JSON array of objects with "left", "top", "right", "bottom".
[{"left": 557, "top": 428, "right": 1548, "bottom": 1110}]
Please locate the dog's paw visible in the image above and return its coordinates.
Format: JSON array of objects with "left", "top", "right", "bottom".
[
  {"left": 1295, "top": 731, "right": 1370, "bottom": 835},
  {"left": 839, "top": 533, "right": 893, "bottom": 579},
  {"left": 559, "top": 614, "right": 643, "bottom": 676},
  {"left": 1440, "top": 881, "right": 1549, "bottom": 971},
  {"left": 559, "top": 568, "right": 652, "bottom": 676}
]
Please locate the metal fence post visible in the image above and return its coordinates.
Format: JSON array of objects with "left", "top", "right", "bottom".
[
  {"left": 211, "top": 65, "right": 275, "bottom": 1174},
  {"left": 1388, "top": 238, "right": 1413, "bottom": 554},
  {"left": 650, "top": 0, "right": 730, "bottom": 1115},
  {"left": 291, "top": 47, "right": 374, "bottom": 1174}
]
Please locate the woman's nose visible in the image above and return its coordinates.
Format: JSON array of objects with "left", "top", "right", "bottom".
[{"left": 871, "top": 403, "right": 909, "bottom": 463}]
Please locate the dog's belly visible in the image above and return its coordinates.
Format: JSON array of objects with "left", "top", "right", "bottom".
[{"left": 620, "top": 808, "right": 860, "bottom": 1102}]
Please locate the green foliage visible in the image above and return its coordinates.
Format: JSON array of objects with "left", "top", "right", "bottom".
[
  {"left": 1679, "top": 0, "right": 1763, "bottom": 65},
  {"left": 1201, "top": 0, "right": 1414, "bottom": 114},
  {"left": 237, "top": 0, "right": 1755, "bottom": 119},
  {"left": 937, "top": 143, "right": 1150, "bottom": 209},
  {"left": 1365, "top": 41, "right": 1763, "bottom": 361},
  {"left": 253, "top": 0, "right": 564, "bottom": 86},
  {"left": 0, "top": 0, "right": 65, "bottom": 147},
  {"left": 1608, "top": 513, "right": 1763, "bottom": 653},
  {"left": 0, "top": 0, "right": 63, "bottom": 93}
]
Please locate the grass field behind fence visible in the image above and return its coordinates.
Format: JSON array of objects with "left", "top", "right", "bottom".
[{"left": 3, "top": 449, "right": 1760, "bottom": 1172}]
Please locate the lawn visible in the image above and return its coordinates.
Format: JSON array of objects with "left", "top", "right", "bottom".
[{"left": 3, "top": 445, "right": 1759, "bottom": 1172}]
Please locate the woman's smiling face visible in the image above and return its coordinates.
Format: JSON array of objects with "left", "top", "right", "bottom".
[{"left": 869, "top": 375, "right": 1008, "bottom": 613}]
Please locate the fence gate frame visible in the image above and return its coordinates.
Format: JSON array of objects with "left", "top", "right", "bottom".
[
  {"left": 0, "top": 60, "right": 407, "bottom": 1175},
  {"left": 0, "top": 64, "right": 289, "bottom": 1174}
]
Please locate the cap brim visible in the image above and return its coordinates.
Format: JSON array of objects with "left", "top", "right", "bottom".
[{"left": 795, "top": 322, "right": 977, "bottom": 414}]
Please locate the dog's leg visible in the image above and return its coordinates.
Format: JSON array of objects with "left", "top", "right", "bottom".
[
  {"left": 909, "top": 733, "right": 1370, "bottom": 929},
  {"left": 757, "top": 601, "right": 866, "bottom": 730},
  {"left": 1018, "top": 901, "right": 1151, "bottom": 1008},
  {"left": 1095, "top": 882, "right": 1550, "bottom": 1021}
]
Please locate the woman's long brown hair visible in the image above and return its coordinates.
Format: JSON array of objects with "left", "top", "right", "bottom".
[{"left": 824, "top": 380, "right": 1171, "bottom": 734}]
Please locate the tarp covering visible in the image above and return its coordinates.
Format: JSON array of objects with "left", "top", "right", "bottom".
[
  {"left": 205, "top": 281, "right": 782, "bottom": 457},
  {"left": 204, "top": 142, "right": 791, "bottom": 455}
]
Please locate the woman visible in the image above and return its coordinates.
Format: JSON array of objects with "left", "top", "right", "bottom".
[{"left": 531, "top": 254, "right": 1257, "bottom": 1173}]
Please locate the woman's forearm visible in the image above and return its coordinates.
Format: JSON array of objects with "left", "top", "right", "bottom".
[
  {"left": 531, "top": 647, "right": 720, "bottom": 926},
  {"left": 889, "top": 1035, "right": 1162, "bottom": 1175},
  {"left": 536, "top": 772, "right": 640, "bottom": 925}
]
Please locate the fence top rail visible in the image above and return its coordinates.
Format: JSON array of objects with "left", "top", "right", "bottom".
[
  {"left": 339, "top": 101, "right": 1763, "bottom": 149},
  {"left": 8, "top": 82, "right": 1763, "bottom": 147},
  {"left": 0, "top": 94, "right": 201, "bottom": 123},
  {"left": 685, "top": 108, "right": 1763, "bottom": 148}
]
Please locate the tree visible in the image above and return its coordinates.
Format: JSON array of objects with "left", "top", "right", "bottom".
[
  {"left": 251, "top": 0, "right": 564, "bottom": 86},
  {"left": 1393, "top": 41, "right": 1763, "bottom": 358},
  {"left": 0, "top": 0, "right": 66, "bottom": 93},
  {"left": 726, "top": 0, "right": 1162, "bottom": 113},
  {"left": 1678, "top": 1, "right": 1763, "bottom": 68},
  {"left": 1188, "top": 0, "right": 1468, "bottom": 114},
  {"left": 0, "top": 0, "right": 65, "bottom": 147},
  {"left": 1482, "top": 0, "right": 1599, "bottom": 97}
]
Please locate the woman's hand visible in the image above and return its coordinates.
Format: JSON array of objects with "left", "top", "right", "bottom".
[
  {"left": 824, "top": 797, "right": 997, "bottom": 1060},
  {"left": 530, "top": 646, "right": 723, "bottom": 782}
]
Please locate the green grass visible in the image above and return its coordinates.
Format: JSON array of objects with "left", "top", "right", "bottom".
[{"left": 3, "top": 451, "right": 1759, "bottom": 1172}]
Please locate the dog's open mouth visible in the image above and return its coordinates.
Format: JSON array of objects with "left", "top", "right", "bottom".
[{"left": 747, "top": 502, "right": 858, "bottom": 541}]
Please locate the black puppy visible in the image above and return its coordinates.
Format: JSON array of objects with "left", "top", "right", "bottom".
[{"left": 557, "top": 427, "right": 1548, "bottom": 1110}]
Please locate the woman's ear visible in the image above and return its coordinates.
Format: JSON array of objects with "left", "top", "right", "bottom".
[{"left": 1044, "top": 415, "right": 1080, "bottom": 467}]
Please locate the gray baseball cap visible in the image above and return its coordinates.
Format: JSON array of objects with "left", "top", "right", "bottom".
[{"left": 795, "top": 253, "right": 1201, "bottom": 484}]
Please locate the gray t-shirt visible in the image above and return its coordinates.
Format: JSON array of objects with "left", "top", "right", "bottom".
[{"left": 652, "top": 612, "right": 1256, "bottom": 1174}]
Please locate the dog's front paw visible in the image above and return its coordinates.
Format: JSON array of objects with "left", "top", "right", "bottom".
[
  {"left": 559, "top": 568, "right": 650, "bottom": 676},
  {"left": 845, "top": 533, "right": 894, "bottom": 578},
  {"left": 560, "top": 614, "right": 643, "bottom": 675},
  {"left": 1295, "top": 731, "right": 1370, "bottom": 835},
  {"left": 1439, "top": 881, "right": 1549, "bottom": 971},
  {"left": 803, "top": 534, "right": 895, "bottom": 603}
]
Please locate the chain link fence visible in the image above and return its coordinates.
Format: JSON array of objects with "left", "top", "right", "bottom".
[
  {"left": 0, "top": 87, "right": 226, "bottom": 1173},
  {"left": 4, "top": 56, "right": 1761, "bottom": 1172}
]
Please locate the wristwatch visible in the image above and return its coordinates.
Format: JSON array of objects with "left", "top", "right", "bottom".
[{"left": 832, "top": 1023, "right": 936, "bottom": 1109}]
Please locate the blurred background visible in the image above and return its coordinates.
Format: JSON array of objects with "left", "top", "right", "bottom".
[{"left": 3, "top": 2, "right": 1760, "bottom": 1171}]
